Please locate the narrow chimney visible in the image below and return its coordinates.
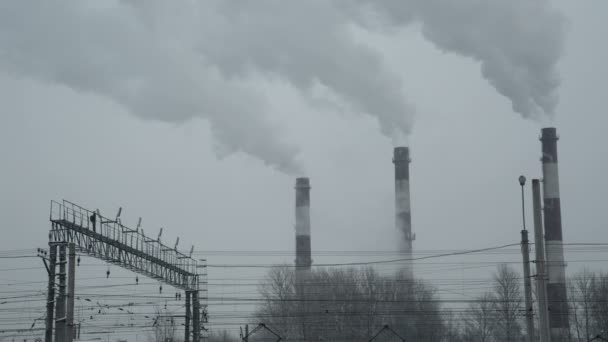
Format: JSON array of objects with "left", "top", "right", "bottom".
[
  {"left": 295, "top": 177, "right": 311, "bottom": 274},
  {"left": 540, "top": 127, "right": 569, "bottom": 341},
  {"left": 393, "top": 147, "right": 414, "bottom": 279}
]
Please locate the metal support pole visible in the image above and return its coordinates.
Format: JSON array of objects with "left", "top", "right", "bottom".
[
  {"left": 66, "top": 243, "right": 76, "bottom": 342},
  {"left": 519, "top": 177, "right": 535, "bottom": 342},
  {"left": 522, "top": 229, "right": 535, "bottom": 342},
  {"left": 45, "top": 244, "right": 58, "bottom": 342},
  {"left": 55, "top": 244, "right": 67, "bottom": 342},
  {"left": 533, "top": 179, "right": 551, "bottom": 342},
  {"left": 192, "top": 290, "right": 200, "bottom": 342},
  {"left": 185, "top": 291, "right": 191, "bottom": 342}
]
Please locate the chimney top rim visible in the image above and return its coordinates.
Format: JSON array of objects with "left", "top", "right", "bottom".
[{"left": 295, "top": 177, "right": 311, "bottom": 188}]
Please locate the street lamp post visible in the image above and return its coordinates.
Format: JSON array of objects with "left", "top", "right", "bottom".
[
  {"left": 519, "top": 175, "right": 535, "bottom": 342},
  {"left": 519, "top": 175, "right": 527, "bottom": 230}
]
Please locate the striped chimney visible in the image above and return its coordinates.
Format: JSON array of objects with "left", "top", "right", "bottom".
[
  {"left": 541, "top": 127, "right": 569, "bottom": 341},
  {"left": 295, "top": 177, "right": 312, "bottom": 274},
  {"left": 394, "top": 147, "right": 414, "bottom": 279}
]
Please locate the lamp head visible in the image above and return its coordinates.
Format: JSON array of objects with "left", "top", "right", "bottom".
[{"left": 518, "top": 175, "right": 526, "bottom": 186}]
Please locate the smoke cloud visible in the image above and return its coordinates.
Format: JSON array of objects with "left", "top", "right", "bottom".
[
  {"left": 194, "top": 0, "right": 415, "bottom": 141},
  {"left": 0, "top": 1, "right": 303, "bottom": 173},
  {"left": 355, "top": 0, "right": 566, "bottom": 118},
  {"left": 0, "top": 1, "right": 565, "bottom": 171}
]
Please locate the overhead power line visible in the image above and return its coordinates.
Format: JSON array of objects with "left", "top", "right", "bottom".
[{"left": 206, "top": 243, "right": 522, "bottom": 268}]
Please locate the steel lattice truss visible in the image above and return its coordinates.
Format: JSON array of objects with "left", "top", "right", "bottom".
[{"left": 49, "top": 200, "right": 200, "bottom": 291}]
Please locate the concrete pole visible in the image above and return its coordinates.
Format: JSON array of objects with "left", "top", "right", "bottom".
[
  {"left": 521, "top": 229, "right": 535, "bottom": 342},
  {"left": 54, "top": 244, "right": 67, "bottom": 342},
  {"left": 192, "top": 290, "right": 200, "bottom": 342},
  {"left": 393, "top": 147, "right": 413, "bottom": 279},
  {"left": 66, "top": 243, "right": 76, "bottom": 342},
  {"left": 540, "top": 127, "right": 569, "bottom": 341},
  {"left": 45, "top": 244, "right": 58, "bottom": 342},
  {"left": 533, "top": 179, "right": 551, "bottom": 342},
  {"left": 185, "top": 291, "right": 191, "bottom": 342}
]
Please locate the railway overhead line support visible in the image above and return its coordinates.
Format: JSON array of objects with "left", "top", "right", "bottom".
[{"left": 44, "top": 200, "right": 206, "bottom": 342}]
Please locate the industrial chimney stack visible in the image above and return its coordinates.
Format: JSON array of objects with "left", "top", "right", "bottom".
[
  {"left": 540, "top": 127, "right": 569, "bottom": 341},
  {"left": 295, "top": 177, "right": 312, "bottom": 277},
  {"left": 393, "top": 147, "right": 414, "bottom": 279}
]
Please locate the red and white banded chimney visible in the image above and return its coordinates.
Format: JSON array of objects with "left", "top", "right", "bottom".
[
  {"left": 295, "top": 177, "right": 311, "bottom": 277},
  {"left": 540, "top": 127, "right": 569, "bottom": 341},
  {"left": 393, "top": 147, "right": 414, "bottom": 279}
]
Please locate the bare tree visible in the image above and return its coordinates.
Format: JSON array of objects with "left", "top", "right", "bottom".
[
  {"left": 462, "top": 292, "right": 496, "bottom": 342},
  {"left": 590, "top": 272, "right": 608, "bottom": 337},
  {"left": 442, "top": 311, "right": 465, "bottom": 342},
  {"left": 567, "top": 270, "right": 608, "bottom": 340},
  {"left": 569, "top": 269, "right": 596, "bottom": 341},
  {"left": 492, "top": 264, "right": 523, "bottom": 342},
  {"left": 256, "top": 266, "right": 445, "bottom": 342},
  {"left": 256, "top": 265, "right": 298, "bottom": 338}
]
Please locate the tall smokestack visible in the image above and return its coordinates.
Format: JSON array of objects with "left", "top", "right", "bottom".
[
  {"left": 540, "top": 127, "right": 569, "bottom": 341},
  {"left": 393, "top": 147, "right": 414, "bottom": 279},
  {"left": 295, "top": 177, "right": 312, "bottom": 275},
  {"left": 294, "top": 178, "right": 311, "bottom": 342}
]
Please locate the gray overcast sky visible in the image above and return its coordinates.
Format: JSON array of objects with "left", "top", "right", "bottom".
[{"left": 0, "top": 0, "right": 607, "bottom": 337}]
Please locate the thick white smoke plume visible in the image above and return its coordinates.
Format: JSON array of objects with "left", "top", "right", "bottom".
[
  {"left": 0, "top": 1, "right": 303, "bottom": 173},
  {"left": 355, "top": 0, "right": 565, "bottom": 118},
  {"left": 0, "top": 1, "right": 564, "bottom": 171}
]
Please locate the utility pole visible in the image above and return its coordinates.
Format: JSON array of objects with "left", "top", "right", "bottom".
[
  {"left": 54, "top": 243, "right": 67, "bottom": 342},
  {"left": 45, "top": 244, "right": 58, "bottom": 342},
  {"left": 185, "top": 291, "right": 191, "bottom": 342},
  {"left": 519, "top": 176, "right": 535, "bottom": 342},
  {"left": 522, "top": 229, "right": 535, "bottom": 342},
  {"left": 192, "top": 291, "right": 200, "bottom": 342},
  {"left": 533, "top": 179, "right": 551, "bottom": 342},
  {"left": 66, "top": 243, "right": 76, "bottom": 342}
]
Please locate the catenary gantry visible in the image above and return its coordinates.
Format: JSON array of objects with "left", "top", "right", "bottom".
[{"left": 44, "top": 200, "right": 206, "bottom": 342}]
